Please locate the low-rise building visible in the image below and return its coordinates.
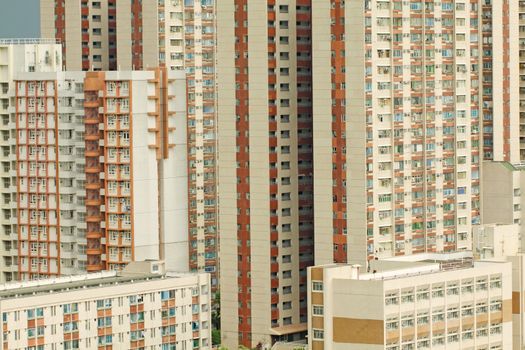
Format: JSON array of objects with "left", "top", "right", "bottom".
[
  {"left": 0, "top": 260, "right": 211, "bottom": 349},
  {"left": 473, "top": 223, "right": 525, "bottom": 349},
  {"left": 307, "top": 253, "right": 512, "bottom": 350}
]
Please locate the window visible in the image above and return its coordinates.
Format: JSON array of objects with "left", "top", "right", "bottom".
[
  {"left": 490, "top": 275, "right": 502, "bottom": 289},
  {"left": 312, "top": 329, "right": 324, "bottom": 340},
  {"left": 63, "top": 321, "right": 78, "bottom": 333},
  {"left": 385, "top": 292, "right": 399, "bottom": 305},
  {"left": 447, "top": 283, "right": 459, "bottom": 296},
  {"left": 401, "top": 315, "right": 414, "bottom": 328},
  {"left": 386, "top": 318, "right": 398, "bottom": 330},
  {"left": 461, "top": 305, "right": 474, "bottom": 317},
  {"left": 416, "top": 288, "right": 429, "bottom": 300},
  {"left": 312, "top": 281, "right": 323, "bottom": 291},
  {"left": 401, "top": 290, "right": 414, "bottom": 303},
  {"left": 312, "top": 305, "right": 323, "bottom": 316},
  {"left": 130, "top": 312, "right": 145, "bottom": 323},
  {"left": 417, "top": 312, "right": 429, "bottom": 325},
  {"left": 96, "top": 299, "right": 112, "bottom": 309},
  {"left": 63, "top": 303, "right": 78, "bottom": 314},
  {"left": 431, "top": 284, "right": 444, "bottom": 297}
]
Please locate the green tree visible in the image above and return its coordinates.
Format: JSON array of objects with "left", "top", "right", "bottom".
[
  {"left": 212, "top": 329, "right": 221, "bottom": 345},
  {"left": 212, "top": 291, "right": 221, "bottom": 330}
]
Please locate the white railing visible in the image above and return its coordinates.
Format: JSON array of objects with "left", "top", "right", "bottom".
[{"left": 0, "top": 38, "right": 60, "bottom": 45}]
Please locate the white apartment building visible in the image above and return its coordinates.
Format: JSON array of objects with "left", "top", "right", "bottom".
[
  {"left": 308, "top": 253, "right": 512, "bottom": 350},
  {"left": 473, "top": 223, "right": 525, "bottom": 349},
  {"left": 0, "top": 260, "right": 212, "bottom": 350},
  {"left": 40, "top": 0, "right": 219, "bottom": 288},
  {"left": 9, "top": 69, "right": 188, "bottom": 280},
  {"left": 0, "top": 39, "right": 62, "bottom": 283}
]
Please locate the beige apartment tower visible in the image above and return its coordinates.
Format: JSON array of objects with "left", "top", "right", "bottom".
[
  {"left": 217, "top": 0, "right": 314, "bottom": 348},
  {"left": 312, "top": 0, "right": 483, "bottom": 266},
  {"left": 40, "top": 0, "right": 219, "bottom": 287}
]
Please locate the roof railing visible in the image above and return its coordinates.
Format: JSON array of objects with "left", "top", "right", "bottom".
[{"left": 0, "top": 38, "right": 60, "bottom": 45}]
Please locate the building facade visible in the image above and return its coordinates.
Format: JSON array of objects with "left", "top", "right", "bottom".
[
  {"left": 0, "top": 39, "right": 63, "bottom": 283},
  {"left": 0, "top": 261, "right": 212, "bottom": 350},
  {"left": 10, "top": 69, "right": 188, "bottom": 280},
  {"left": 308, "top": 254, "right": 513, "bottom": 350},
  {"left": 481, "top": 0, "right": 520, "bottom": 162},
  {"left": 473, "top": 223, "right": 525, "bottom": 349},
  {"left": 217, "top": 0, "right": 314, "bottom": 348},
  {"left": 481, "top": 161, "right": 525, "bottom": 235},
  {"left": 40, "top": 0, "right": 219, "bottom": 287},
  {"left": 312, "top": 0, "right": 482, "bottom": 265},
  {"left": 520, "top": 0, "right": 525, "bottom": 160}
]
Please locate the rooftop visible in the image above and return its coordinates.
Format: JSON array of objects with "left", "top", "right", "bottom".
[
  {"left": 381, "top": 251, "right": 473, "bottom": 263},
  {"left": 0, "top": 38, "right": 60, "bottom": 45},
  {"left": 0, "top": 261, "right": 193, "bottom": 300},
  {"left": 316, "top": 252, "right": 506, "bottom": 282},
  {"left": 270, "top": 323, "right": 308, "bottom": 336}
]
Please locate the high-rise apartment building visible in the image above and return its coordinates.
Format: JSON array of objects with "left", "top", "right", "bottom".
[
  {"left": 216, "top": 0, "right": 517, "bottom": 346},
  {"left": 0, "top": 39, "right": 63, "bottom": 283},
  {"left": 307, "top": 254, "right": 513, "bottom": 350},
  {"left": 9, "top": 69, "right": 188, "bottom": 280},
  {"left": 481, "top": 0, "right": 520, "bottom": 162},
  {"left": 217, "top": 0, "right": 314, "bottom": 348},
  {"left": 40, "top": 0, "right": 219, "bottom": 287},
  {"left": 0, "top": 260, "right": 212, "bottom": 350},
  {"left": 313, "top": 0, "right": 481, "bottom": 265}
]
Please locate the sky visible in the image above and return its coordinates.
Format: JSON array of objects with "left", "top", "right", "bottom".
[{"left": 0, "top": 0, "right": 40, "bottom": 38}]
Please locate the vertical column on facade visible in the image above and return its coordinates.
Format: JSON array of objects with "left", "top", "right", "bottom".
[
  {"left": 199, "top": 0, "right": 219, "bottom": 290},
  {"left": 15, "top": 80, "right": 61, "bottom": 279},
  {"left": 217, "top": 0, "right": 240, "bottom": 346},
  {"left": 470, "top": 0, "right": 482, "bottom": 237},
  {"left": 158, "top": 0, "right": 166, "bottom": 67},
  {"left": 267, "top": 0, "right": 280, "bottom": 329},
  {"left": 389, "top": 0, "right": 404, "bottom": 255},
  {"left": 234, "top": 0, "right": 251, "bottom": 346},
  {"left": 422, "top": 1, "right": 436, "bottom": 254},
  {"left": 441, "top": 0, "right": 456, "bottom": 252},
  {"left": 410, "top": 0, "right": 426, "bottom": 253},
  {"left": 104, "top": 78, "right": 134, "bottom": 270},
  {"left": 295, "top": 0, "right": 313, "bottom": 322},
  {"left": 184, "top": 0, "right": 219, "bottom": 293},
  {"left": 55, "top": 0, "right": 66, "bottom": 67},
  {"left": 517, "top": 1, "right": 525, "bottom": 162},
  {"left": 80, "top": 1, "right": 90, "bottom": 71},
  {"left": 330, "top": 0, "right": 347, "bottom": 263},
  {"left": 108, "top": 0, "right": 118, "bottom": 70},
  {"left": 84, "top": 72, "right": 105, "bottom": 272},
  {"left": 502, "top": 0, "right": 511, "bottom": 160},
  {"left": 520, "top": 1, "right": 525, "bottom": 160},
  {"left": 482, "top": 1, "right": 494, "bottom": 159},
  {"left": 312, "top": 0, "right": 336, "bottom": 265},
  {"left": 131, "top": 0, "right": 143, "bottom": 70}
]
